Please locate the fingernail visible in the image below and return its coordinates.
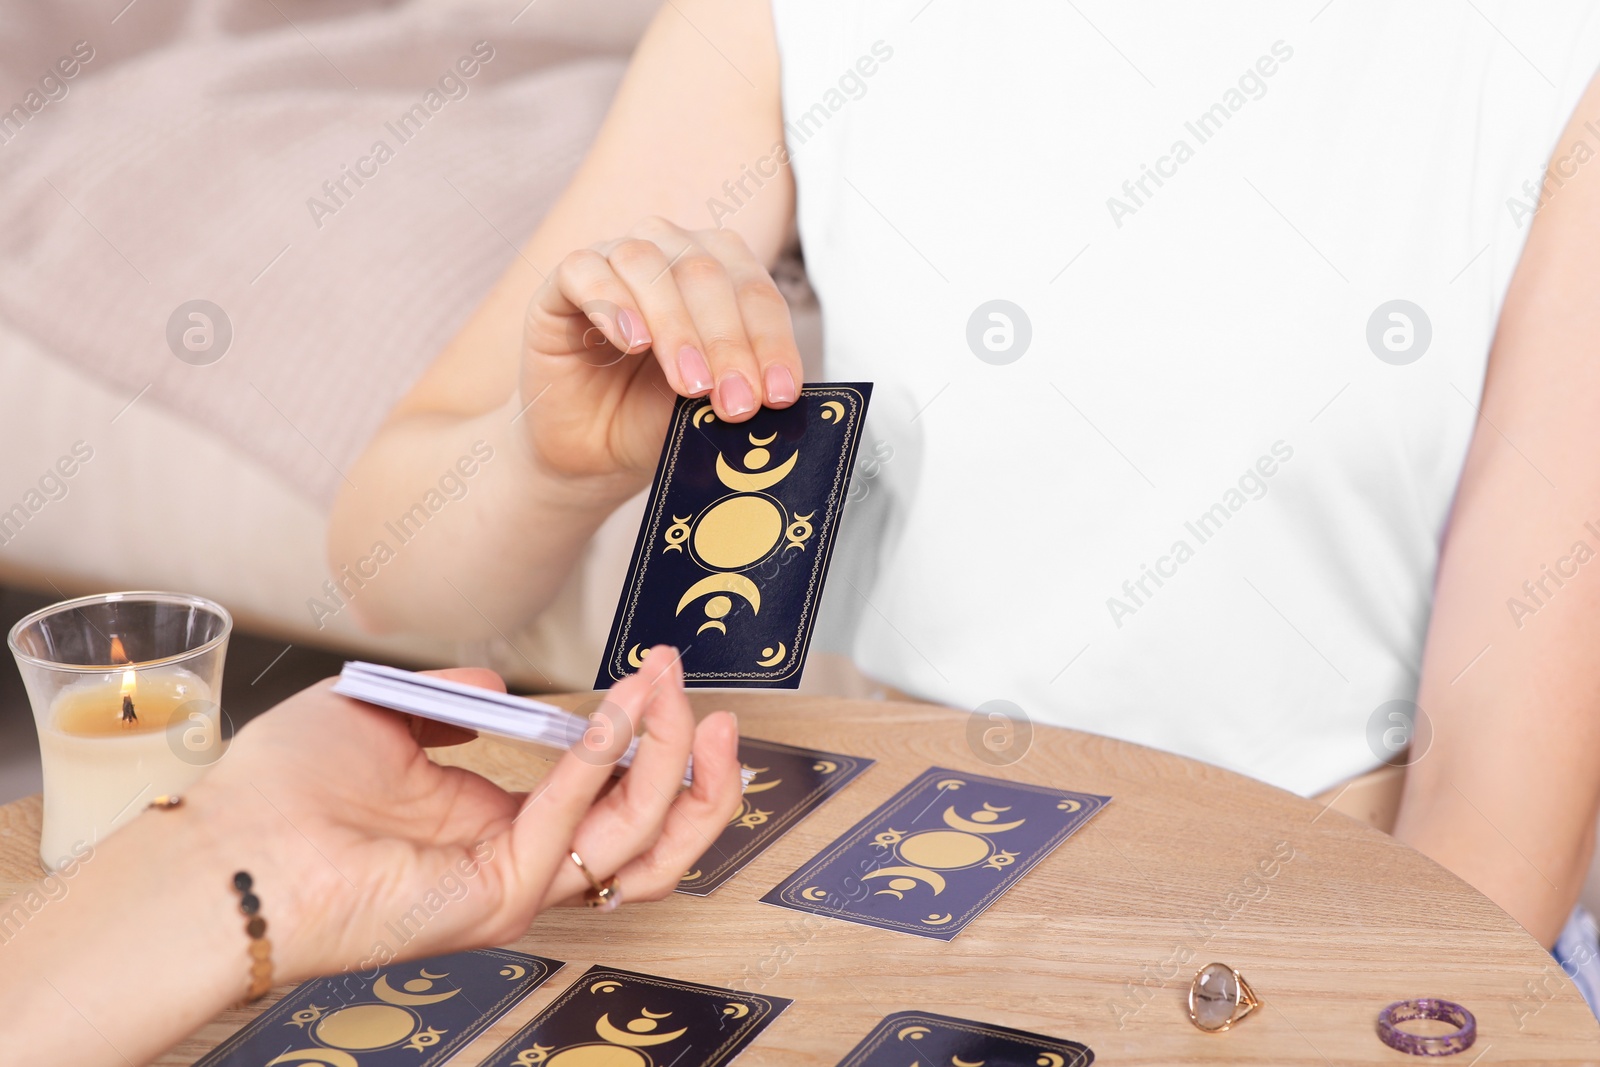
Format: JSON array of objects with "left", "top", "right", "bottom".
[
  {"left": 718, "top": 373, "right": 756, "bottom": 417},
  {"left": 618, "top": 308, "right": 651, "bottom": 349},
  {"left": 764, "top": 364, "right": 797, "bottom": 404},
  {"left": 677, "top": 345, "right": 712, "bottom": 394}
]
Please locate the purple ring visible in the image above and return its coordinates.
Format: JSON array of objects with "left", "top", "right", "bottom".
[{"left": 1376, "top": 999, "right": 1476, "bottom": 1057}]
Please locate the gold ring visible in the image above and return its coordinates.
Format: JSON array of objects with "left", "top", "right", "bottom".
[
  {"left": 1188, "top": 962, "right": 1259, "bottom": 1032},
  {"left": 569, "top": 850, "right": 622, "bottom": 912}
]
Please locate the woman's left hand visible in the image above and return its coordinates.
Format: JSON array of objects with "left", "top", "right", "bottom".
[{"left": 185, "top": 645, "right": 741, "bottom": 981}]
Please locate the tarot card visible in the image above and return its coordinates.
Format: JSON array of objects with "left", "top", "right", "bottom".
[
  {"left": 595, "top": 384, "right": 873, "bottom": 689},
  {"left": 478, "top": 965, "right": 791, "bottom": 1067},
  {"left": 677, "top": 736, "right": 874, "bottom": 896},
  {"left": 194, "top": 948, "right": 562, "bottom": 1066},
  {"left": 762, "top": 767, "right": 1110, "bottom": 941},
  {"left": 834, "top": 1011, "right": 1093, "bottom": 1067}
]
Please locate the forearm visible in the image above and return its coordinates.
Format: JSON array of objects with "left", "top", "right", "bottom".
[
  {"left": 0, "top": 803, "right": 271, "bottom": 1065},
  {"left": 330, "top": 396, "right": 633, "bottom": 637}
]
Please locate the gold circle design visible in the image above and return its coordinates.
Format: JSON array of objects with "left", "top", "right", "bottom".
[
  {"left": 898, "top": 830, "right": 993, "bottom": 870},
  {"left": 693, "top": 496, "right": 784, "bottom": 569},
  {"left": 704, "top": 595, "right": 732, "bottom": 619},
  {"left": 743, "top": 447, "right": 771, "bottom": 469},
  {"left": 315, "top": 1004, "right": 417, "bottom": 1050}
]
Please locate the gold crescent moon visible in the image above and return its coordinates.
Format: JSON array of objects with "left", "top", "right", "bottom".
[
  {"left": 820, "top": 401, "right": 845, "bottom": 422},
  {"left": 1038, "top": 1055, "right": 1066, "bottom": 1067},
  {"left": 594, "top": 1013, "right": 689, "bottom": 1047},
  {"left": 742, "top": 778, "right": 781, "bottom": 795},
  {"left": 896, "top": 1026, "right": 930, "bottom": 1041},
  {"left": 627, "top": 645, "right": 649, "bottom": 668},
  {"left": 953, "top": 1058, "right": 986, "bottom": 1067},
  {"left": 943, "top": 807, "right": 1027, "bottom": 834},
  {"left": 800, "top": 886, "right": 828, "bottom": 902},
  {"left": 267, "top": 1053, "right": 360, "bottom": 1067},
  {"left": 676, "top": 573, "right": 761, "bottom": 616},
  {"left": 680, "top": 869, "right": 702, "bottom": 881},
  {"left": 501, "top": 965, "right": 526, "bottom": 980},
  {"left": 747, "top": 431, "right": 777, "bottom": 446},
  {"left": 640, "top": 1009, "right": 672, "bottom": 1020},
  {"left": 591, "top": 980, "right": 622, "bottom": 994},
  {"left": 756, "top": 643, "right": 786, "bottom": 667},
  {"left": 715, "top": 450, "right": 798, "bottom": 491},
  {"left": 814, "top": 760, "right": 838, "bottom": 773},
  {"left": 723, "top": 1002, "right": 750, "bottom": 1019},
  {"left": 863, "top": 865, "right": 948, "bottom": 893},
  {"left": 693, "top": 405, "right": 716, "bottom": 428},
  {"left": 936, "top": 779, "right": 966, "bottom": 791},
  {"left": 1056, "top": 798, "right": 1082, "bottom": 812},
  {"left": 697, "top": 620, "right": 726, "bottom": 635},
  {"left": 418, "top": 969, "right": 448, "bottom": 979},
  {"left": 373, "top": 975, "right": 459, "bottom": 1006},
  {"left": 923, "top": 913, "right": 954, "bottom": 925}
]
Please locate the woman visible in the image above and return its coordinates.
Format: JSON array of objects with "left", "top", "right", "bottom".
[
  {"left": 331, "top": 0, "right": 1600, "bottom": 981},
  {"left": 0, "top": 649, "right": 742, "bottom": 1064}
]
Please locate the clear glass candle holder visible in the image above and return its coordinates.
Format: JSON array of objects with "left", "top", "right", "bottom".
[{"left": 7, "top": 591, "right": 232, "bottom": 870}]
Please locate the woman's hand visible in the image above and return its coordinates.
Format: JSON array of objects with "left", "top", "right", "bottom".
[
  {"left": 519, "top": 217, "right": 804, "bottom": 491},
  {"left": 197, "top": 645, "right": 741, "bottom": 982}
]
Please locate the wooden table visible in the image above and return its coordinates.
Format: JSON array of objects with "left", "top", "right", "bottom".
[{"left": 2, "top": 692, "right": 1597, "bottom": 1065}]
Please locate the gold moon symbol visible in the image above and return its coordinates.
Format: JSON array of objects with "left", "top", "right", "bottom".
[
  {"left": 724, "top": 1002, "right": 750, "bottom": 1019},
  {"left": 814, "top": 760, "right": 838, "bottom": 773},
  {"left": 756, "top": 643, "right": 786, "bottom": 667},
  {"left": 315, "top": 1003, "right": 418, "bottom": 1048},
  {"left": 923, "top": 913, "right": 954, "bottom": 925},
  {"left": 590, "top": 980, "right": 623, "bottom": 994},
  {"left": 1037, "top": 1055, "right": 1066, "bottom": 1067},
  {"left": 501, "top": 965, "right": 527, "bottom": 980},
  {"left": 715, "top": 450, "right": 798, "bottom": 492},
  {"left": 267, "top": 1053, "right": 360, "bottom": 1067},
  {"left": 680, "top": 869, "right": 703, "bottom": 882},
  {"left": 899, "top": 830, "right": 992, "bottom": 870},
  {"left": 696, "top": 620, "right": 726, "bottom": 635},
  {"left": 677, "top": 573, "right": 761, "bottom": 617},
  {"left": 800, "top": 886, "right": 829, "bottom": 902},
  {"left": 742, "top": 768, "right": 781, "bottom": 794},
  {"left": 743, "top": 447, "right": 771, "bottom": 469},
  {"left": 943, "top": 806, "right": 1027, "bottom": 834},
  {"left": 748, "top": 431, "right": 777, "bottom": 446},
  {"left": 896, "top": 1026, "right": 930, "bottom": 1041},
  {"left": 694, "top": 495, "right": 784, "bottom": 568},
  {"left": 374, "top": 975, "right": 459, "bottom": 1006},
  {"left": 820, "top": 401, "right": 845, "bottom": 422},
  {"left": 1056, "top": 798, "right": 1082, "bottom": 812},
  {"left": 693, "top": 405, "right": 716, "bottom": 428},
  {"left": 594, "top": 1012, "right": 688, "bottom": 1047},
  {"left": 935, "top": 779, "right": 966, "bottom": 791},
  {"left": 953, "top": 1058, "right": 987, "bottom": 1067},
  {"left": 547, "top": 1044, "right": 647, "bottom": 1067},
  {"left": 864, "top": 865, "right": 948, "bottom": 894},
  {"left": 627, "top": 645, "right": 649, "bottom": 668}
]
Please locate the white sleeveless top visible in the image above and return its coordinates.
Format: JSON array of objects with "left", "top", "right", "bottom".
[{"left": 769, "top": 1, "right": 1600, "bottom": 794}]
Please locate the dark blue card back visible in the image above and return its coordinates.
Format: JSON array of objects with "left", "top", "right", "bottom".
[{"left": 596, "top": 384, "right": 872, "bottom": 688}]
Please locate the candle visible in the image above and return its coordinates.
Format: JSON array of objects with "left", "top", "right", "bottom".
[{"left": 35, "top": 659, "right": 221, "bottom": 869}]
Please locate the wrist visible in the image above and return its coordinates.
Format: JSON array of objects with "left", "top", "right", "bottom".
[{"left": 501, "top": 391, "right": 647, "bottom": 516}]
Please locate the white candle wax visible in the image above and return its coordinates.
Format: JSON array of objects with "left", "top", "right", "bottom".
[{"left": 37, "top": 667, "right": 221, "bottom": 869}]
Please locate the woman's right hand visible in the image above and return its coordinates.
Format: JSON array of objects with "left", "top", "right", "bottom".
[{"left": 519, "top": 217, "right": 804, "bottom": 493}]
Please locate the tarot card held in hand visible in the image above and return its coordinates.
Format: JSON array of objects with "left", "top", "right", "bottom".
[
  {"left": 595, "top": 383, "right": 873, "bottom": 689},
  {"left": 478, "top": 965, "right": 792, "bottom": 1067},
  {"left": 835, "top": 1011, "right": 1094, "bottom": 1067},
  {"left": 193, "top": 948, "right": 562, "bottom": 1067},
  {"left": 762, "top": 767, "right": 1110, "bottom": 941},
  {"left": 677, "top": 736, "right": 874, "bottom": 897}
]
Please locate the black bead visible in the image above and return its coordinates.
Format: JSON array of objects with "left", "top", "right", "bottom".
[
  {"left": 232, "top": 871, "right": 253, "bottom": 893},
  {"left": 239, "top": 893, "right": 261, "bottom": 915}
]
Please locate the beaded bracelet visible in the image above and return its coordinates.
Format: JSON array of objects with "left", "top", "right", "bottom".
[
  {"left": 147, "top": 795, "right": 273, "bottom": 1003},
  {"left": 233, "top": 870, "right": 274, "bottom": 1002}
]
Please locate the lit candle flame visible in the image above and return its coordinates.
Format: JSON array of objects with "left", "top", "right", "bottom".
[{"left": 111, "top": 636, "right": 137, "bottom": 725}]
